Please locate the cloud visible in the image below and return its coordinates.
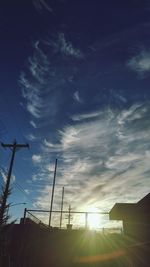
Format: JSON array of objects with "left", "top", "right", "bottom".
[
  {"left": 19, "top": 41, "right": 51, "bottom": 119},
  {"left": 34, "top": 103, "right": 150, "bottom": 221},
  {"left": 20, "top": 32, "right": 150, "bottom": 226},
  {"left": 43, "top": 139, "right": 54, "bottom": 148},
  {"left": 26, "top": 134, "right": 37, "bottom": 141},
  {"left": 127, "top": 50, "right": 150, "bottom": 75},
  {"left": 24, "top": 189, "right": 30, "bottom": 195},
  {"left": 26, "top": 103, "right": 42, "bottom": 119},
  {"left": 49, "top": 33, "right": 84, "bottom": 58},
  {"left": 72, "top": 111, "right": 102, "bottom": 121},
  {"left": 20, "top": 37, "right": 83, "bottom": 124},
  {"left": 30, "top": 120, "right": 37, "bottom": 128},
  {"left": 32, "top": 154, "right": 42, "bottom": 163},
  {"left": 0, "top": 168, "right": 7, "bottom": 183},
  {"left": 33, "top": 0, "right": 53, "bottom": 13},
  {"left": 42, "top": 139, "right": 61, "bottom": 153},
  {"left": 73, "top": 91, "right": 83, "bottom": 103},
  {"left": 0, "top": 167, "right": 15, "bottom": 184}
]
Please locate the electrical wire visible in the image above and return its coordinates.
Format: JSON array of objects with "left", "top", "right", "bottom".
[
  {"left": 0, "top": 164, "right": 34, "bottom": 204},
  {"left": 14, "top": 182, "right": 35, "bottom": 204}
]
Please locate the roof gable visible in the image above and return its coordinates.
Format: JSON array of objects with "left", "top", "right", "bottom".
[{"left": 137, "top": 193, "right": 150, "bottom": 207}]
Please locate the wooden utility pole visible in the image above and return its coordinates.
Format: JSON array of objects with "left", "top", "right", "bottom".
[
  {"left": 60, "top": 186, "right": 64, "bottom": 229},
  {"left": 0, "top": 140, "right": 29, "bottom": 225},
  {"left": 49, "top": 159, "right": 57, "bottom": 227}
]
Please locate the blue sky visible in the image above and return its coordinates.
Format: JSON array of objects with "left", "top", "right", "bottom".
[{"left": 1, "top": 0, "right": 150, "bottom": 227}]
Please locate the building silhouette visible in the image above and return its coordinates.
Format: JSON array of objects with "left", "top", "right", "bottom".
[
  {"left": 109, "top": 192, "right": 150, "bottom": 240},
  {"left": 109, "top": 193, "right": 150, "bottom": 267}
]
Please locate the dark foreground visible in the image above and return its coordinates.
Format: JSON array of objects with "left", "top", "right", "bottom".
[{"left": 0, "top": 224, "right": 150, "bottom": 267}]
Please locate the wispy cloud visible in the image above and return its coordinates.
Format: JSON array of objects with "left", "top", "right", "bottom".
[
  {"left": 26, "top": 133, "right": 37, "bottom": 141},
  {"left": 19, "top": 30, "right": 150, "bottom": 226},
  {"left": 32, "top": 154, "right": 42, "bottom": 163},
  {"left": 72, "top": 111, "right": 102, "bottom": 121},
  {"left": 73, "top": 91, "right": 83, "bottom": 103},
  {"left": 34, "top": 103, "right": 150, "bottom": 217},
  {"left": 24, "top": 189, "right": 30, "bottom": 195},
  {"left": 0, "top": 167, "right": 16, "bottom": 184},
  {"left": 30, "top": 120, "right": 37, "bottom": 128},
  {"left": 49, "top": 33, "right": 84, "bottom": 58},
  {"left": 33, "top": 0, "right": 53, "bottom": 13},
  {"left": 19, "top": 41, "right": 51, "bottom": 119},
  {"left": 19, "top": 46, "right": 55, "bottom": 120},
  {"left": 127, "top": 50, "right": 150, "bottom": 76},
  {"left": 20, "top": 37, "right": 84, "bottom": 125}
]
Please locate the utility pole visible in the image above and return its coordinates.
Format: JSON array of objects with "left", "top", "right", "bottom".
[
  {"left": 49, "top": 158, "right": 57, "bottom": 227},
  {"left": 60, "top": 186, "right": 64, "bottom": 229},
  {"left": 66, "top": 204, "right": 73, "bottom": 229},
  {"left": 0, "top": 140, "right": 29, "bottom": 225},
  {"left": 68, "top": 204, "right": 71, "bottom": 225}
]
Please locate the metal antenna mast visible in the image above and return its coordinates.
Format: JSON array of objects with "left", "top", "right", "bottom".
[
  {"left": 60, "top": 186, "right": 64, "bottom": 229},
  {"left": 49, "top": 158, "right": 57, "bottom": 227}
]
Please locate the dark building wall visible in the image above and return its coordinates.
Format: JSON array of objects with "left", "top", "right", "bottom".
[
  {"left": 109, "top": 194, "right": 150, "bottom": 266},
  {"left": 123, "top": 221, "right": 150, "bottom": 240}
]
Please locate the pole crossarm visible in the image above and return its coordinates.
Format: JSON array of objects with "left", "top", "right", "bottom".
[{"left": 1, "top": 142, "right": 29, "bottom": 149}]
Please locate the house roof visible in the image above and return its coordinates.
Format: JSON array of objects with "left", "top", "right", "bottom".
[
  {"left": 109, "top": 203, "right": 137, "bottom": 220},
  {"left": 137, "top": 193, "right": 150, "bottom": 207},
  {"left": 109, "top": 193, "right": 150, "bottom": 221}
]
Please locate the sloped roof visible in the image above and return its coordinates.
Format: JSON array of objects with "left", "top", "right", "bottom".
[
  {"left": 109, "top": 193, "right": 150, "bottom": 221},
  {"left": 137, "top": 193, "right": 150, "bottom": 207},
  {"left": 109, "top": 203, "right": 136, "bottom": 220}
]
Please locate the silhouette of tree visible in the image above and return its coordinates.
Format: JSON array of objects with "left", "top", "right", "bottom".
[{"left": 0, "top": 185, "right": 11, "bottom": 226}]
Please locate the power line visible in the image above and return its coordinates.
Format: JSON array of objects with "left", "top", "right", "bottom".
[
  {"left": 0, "top": 149, "right": 34, "bottom": 203},
  {"left": 14, "top": 182, "right": 33, "bottom": 202}
]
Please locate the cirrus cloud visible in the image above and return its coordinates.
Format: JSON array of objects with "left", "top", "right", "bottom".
[
  {"left": 127, "top": 50, "right": 150, "bottom": 75},
  {"left": 34, "top": 103, "right": 150, "bottom": 218},
  {"left": 32, "top": 154, "right": 42, "bottom": 163}
]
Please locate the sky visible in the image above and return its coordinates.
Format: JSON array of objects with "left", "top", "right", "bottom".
[{"left": 1, "top": 0, "right": 150, "bottom": 228}]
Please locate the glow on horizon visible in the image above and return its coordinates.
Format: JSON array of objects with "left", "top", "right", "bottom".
[
  {"left": 86, "top": 207, "right": 101, "bottom": 229},
  {"left": 77, "top": 206, "right": 102, "bottom": 229}
]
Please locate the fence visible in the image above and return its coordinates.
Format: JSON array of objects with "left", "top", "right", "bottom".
[{"left": 23, "top": 208, "right": 122, "bottom": 233}]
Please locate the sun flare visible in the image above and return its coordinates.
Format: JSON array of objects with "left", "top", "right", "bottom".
[
  {"left": 86, "top": 207, "right": 100, "bottom": 229},
  {"left": 88, "top": 213, "right": 100, "bottom": 229}
]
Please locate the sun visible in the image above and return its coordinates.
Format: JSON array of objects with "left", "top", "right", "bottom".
[
  {"left": 86, "top": 207, "right": 100, "bottom": 229},
  {"left": 88, "top": 213, "right": 100, "bottom": 229},
  {"left": 77, "top": 206, "right": 102, "bottom": 229}
]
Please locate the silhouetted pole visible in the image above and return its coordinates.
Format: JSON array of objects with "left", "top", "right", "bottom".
[
  {"left": 0, "top": 141, "right": 29, "bottom": 225},
  {"left": 60, "top": 186, "right": 64, "bottom": 229},
  {"left": 23, "top": 208, "right": 27, "bottom": 224},
  {"left": 68, "top": 205, "right": 71, "bottom": 225},
  {"left": 49, "top": 159, "right": 57, "bottom": 227}
]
